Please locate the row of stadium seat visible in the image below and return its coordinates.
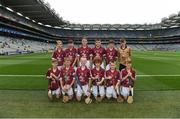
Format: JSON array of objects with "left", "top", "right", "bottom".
[
  {"left": 0, "top": 36, "right": 55, "bottom": 55},
  {"left": 1, "top": 35, "right": 180, "bottom": 56}
]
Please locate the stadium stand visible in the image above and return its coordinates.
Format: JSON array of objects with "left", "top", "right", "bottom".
[
  {"left": 0, "top": 0, "right": 180, "bottom": 54},
  {"left": 0, "top": 36, "right": 55, "bottom": 55}
]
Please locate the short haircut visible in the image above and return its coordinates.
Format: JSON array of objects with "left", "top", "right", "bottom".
[
  {"left": 126, "top": 59, "right": 132, "bottom": 64},
  {"left": 52, "top": 59, "right": 58, "bottom": 63},
  {"left": 68, "top": 39, "right": 74, "bottom": 44},
  {"left": 82, "top": 37, "right": 87, "bottom": 40},
  {"left": 95, "top": 39, "right": 101, "bottom": 42},
  {"left": 93, "top": 56, "right": 102, "bottom": 64},
  {"left": 56, "top": 40, "right": 62, "bottom": 44},
  {"left": 108, "top": 40, "right": 114, "bottom": 44},
  {"left": 64, "top": 57, "right": 71, "bottom": 62},
  {"left": 120, "top": 38, "right": 126, "bottom": 43}
]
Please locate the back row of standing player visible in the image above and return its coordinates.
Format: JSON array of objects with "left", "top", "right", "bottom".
[{"left": 46, "top": 37, "right": 136, "bottom": 103}]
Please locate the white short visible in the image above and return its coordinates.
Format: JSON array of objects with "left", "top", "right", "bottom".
[
  {"left": 120, "top": 86, "right": 134, "bottom": 97},
  {"left": 48, "top": 88, "right": 61, "bottom": 95},
  {"left": 79, "top": 60, "right": 91, "bottom": 69},
  {"left": 62, "top": 87, "right": 74, "bottom": 96},
  {"left": 106, "top": 86, "right": 117, "bottom": 98},
  {"left": 76, "top": 84, "right": 90, "bottom": 97},
  {"left": 92, "top": 85, "right": 105, "bottom": 97}
]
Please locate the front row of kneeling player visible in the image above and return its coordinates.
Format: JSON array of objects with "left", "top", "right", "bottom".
[{"left": 46, "top": 56, "right": 136, "bottom": 104}]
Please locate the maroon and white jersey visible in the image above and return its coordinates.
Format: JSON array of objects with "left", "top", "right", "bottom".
[
  {"left": 65, "top": 47, "right": 77, "bottom": 66},
  {"left": 91, "top": 46, "right": 106, "bottom": 59},
  {"left": 121, "top": 68, "right": 136, "bottom": 87},
  {"left": 76, "top": 66, "right": 90, "bottom": 86},
  {"left": 78, "top": 46, "right": 92, "bottom": 60},
  {"left": 46, "top": 68, "right": 61, "bottom": 90},
  {"left": 105, "top": 69, "right": 120, "bottom": 87},
  {"left": 52, "top": 48, "right": 65, "bottom": 66},
  {"left": 91, "top": 67, "right": 105, "bottom": 86},
  {"left": 60, "top": 66, "right": 75, "bottom": 86},
  {"left": 105, "top": 47, "right": 117, "bottom": 64}
]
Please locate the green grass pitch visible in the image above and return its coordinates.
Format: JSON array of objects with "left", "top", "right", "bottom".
[{"left": 0, "top": 51, "right": 180, "bottom": 118}]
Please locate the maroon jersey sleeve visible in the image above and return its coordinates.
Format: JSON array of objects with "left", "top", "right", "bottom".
[
  {"left": 132, "top": 69, "right": 136, "bottom": 79},
  {"left": 46, "top": 69, "right": 51, "bottom": 79},
  {"left": 52, "top": 51, "right": 57, "bottom": 59}
]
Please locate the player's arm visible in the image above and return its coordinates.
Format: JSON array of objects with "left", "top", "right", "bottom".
[
  {"left": 76, "top": 48, "right": 80, "bottom": 67},
  {"left": 70, "top": 69, "right": 76, "bottom": 88},
  {"left": 51, "top": 51, "right": 56, "bottom": 60},
  {"left": 51, "top": 73, "right": 59, "bottom": 80},
  {"left": 105, "top": 71, "right": 112, "bottom": 80},
  {"left": 116, "top": 72, "right": 121, "bottom": 89},
  {"left": 59, "top": 71, "right": 65, "bottom": 90},
  {"left": 129, "top": 70, "right": 136, "bottom": 81},
  {"left": 89, "top": 48, "right": 93, "bottom": 68},
  {"left": 72, "top": 49, "right": 78, "bottom": 67},
  {"left": 46, "top": 69, "right": 52, "bottom": 79},
  {"left": 69, "top": 77, "right": 75, "bottom": 89},
  {"left": 98, "top": 70, "right": 105, "bottom": 85},
  {"left": 121, "top": 70, "right": 129, "bottom": 82},
  {"left": 59, "top": 78, "right": 64, "bottom": 90},
  {"left": 97, "top": 77, "right": 104, "bottom": 85}
]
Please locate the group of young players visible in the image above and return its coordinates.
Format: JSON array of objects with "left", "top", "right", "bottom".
[{"left": 46, "top": 37, "right": 136, "bottom": 104}]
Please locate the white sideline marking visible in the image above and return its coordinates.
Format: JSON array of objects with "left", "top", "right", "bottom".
[
  {"left": 0, "top": 75, "right": 44, "bottom": 77},
  {"left": 0, "top": 74, "right": 180, "bottom": 77},
  {"left": 137, "top": 75, "right": 180, "bottom": 77}
]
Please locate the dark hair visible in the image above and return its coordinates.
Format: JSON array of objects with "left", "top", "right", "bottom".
[
  {"left": 52, "top": 59, "right": 58, "bottom": 63},
  {"left": 68, "top": 39, "right": 74, "bottom": 44},
  {"left": 120, "top": 38, "right": 126, "bottom": 43},
  {"left": 95, "top": 39, "right": 101, "bottom": 42},
  {"left": 108, "top": 40, "right": 114, "bottom": 44},
  {"left": 82, "top": 37, "right": 87, "bottom": 40}
]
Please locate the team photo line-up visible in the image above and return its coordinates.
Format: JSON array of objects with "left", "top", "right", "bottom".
[{"left": 46, "top": 38, "right": 136, "bottom": 104}]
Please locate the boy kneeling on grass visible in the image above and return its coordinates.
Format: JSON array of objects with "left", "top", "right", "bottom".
[
  {"left": 46, "top": 59, "right": 61, "bottom": 101},
  {"left": 60, "top": 57, "right": 75, "bottom": 103},
  {"left": 76, "top": 57, "right": 92, "bottom": 104},
  {"left": 91, "top": 56, "right": 105, "bottom": 102},
  {"left": 119, "top": 59, "right": 136, "bottom": 104}
]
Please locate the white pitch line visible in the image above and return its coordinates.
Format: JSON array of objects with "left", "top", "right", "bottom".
[
  {"left": 137, "top": 75, "right": 180, "bottom": 77},
  {"left": 0, "top": 74, "right": 180, "bottom": 77},
  {"left": 0, "top": 75, "right": 44, "bottom": 77}
]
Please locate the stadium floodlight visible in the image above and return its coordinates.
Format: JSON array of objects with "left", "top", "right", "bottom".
[
  {"left": 63, "top": 27, "right": 71, "bottom": 30},
  {"left": 16, "top": 12, "right": 23, "bottom": 16},
  {"left": 45, "top": 25, "right": 52, "bottom": 27},
  {"left": 54, "top": 26, "right": 61, "bottom": 29},
  {"left": 32, "top": 20, "right": 36, "bottom": 23},
  {"left": 38, "top": 22, "right": 43, "bottom": 25},
  {"left": 25, "top": 17, "right": 30, "bottom": 20},
  {"left": 136, "top": 28, "right": 144, "bottom": 30},
  {"left": 6, "top": 7, "right": 14, "bottom": 12},
  {"left": 170, "top": 25, "right": 179, "bottom": 28}
]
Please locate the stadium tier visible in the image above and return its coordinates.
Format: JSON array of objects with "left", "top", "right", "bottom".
[
  {"left": 0, "top": 0, "right": 180, "bottom": 54},
  {"left": 0, "top": 36, "right": 55, "bottom": 55}
]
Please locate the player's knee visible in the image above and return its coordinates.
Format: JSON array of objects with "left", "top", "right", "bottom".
[
  {"left": 76, "top": 96, "right": 81, "bottom": 101},
  {"left": 69, "top": 95, "right": 73, "bottom": 100},
  {"left": 56, "top": 94, "right": 60, "bottom": 99}
]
